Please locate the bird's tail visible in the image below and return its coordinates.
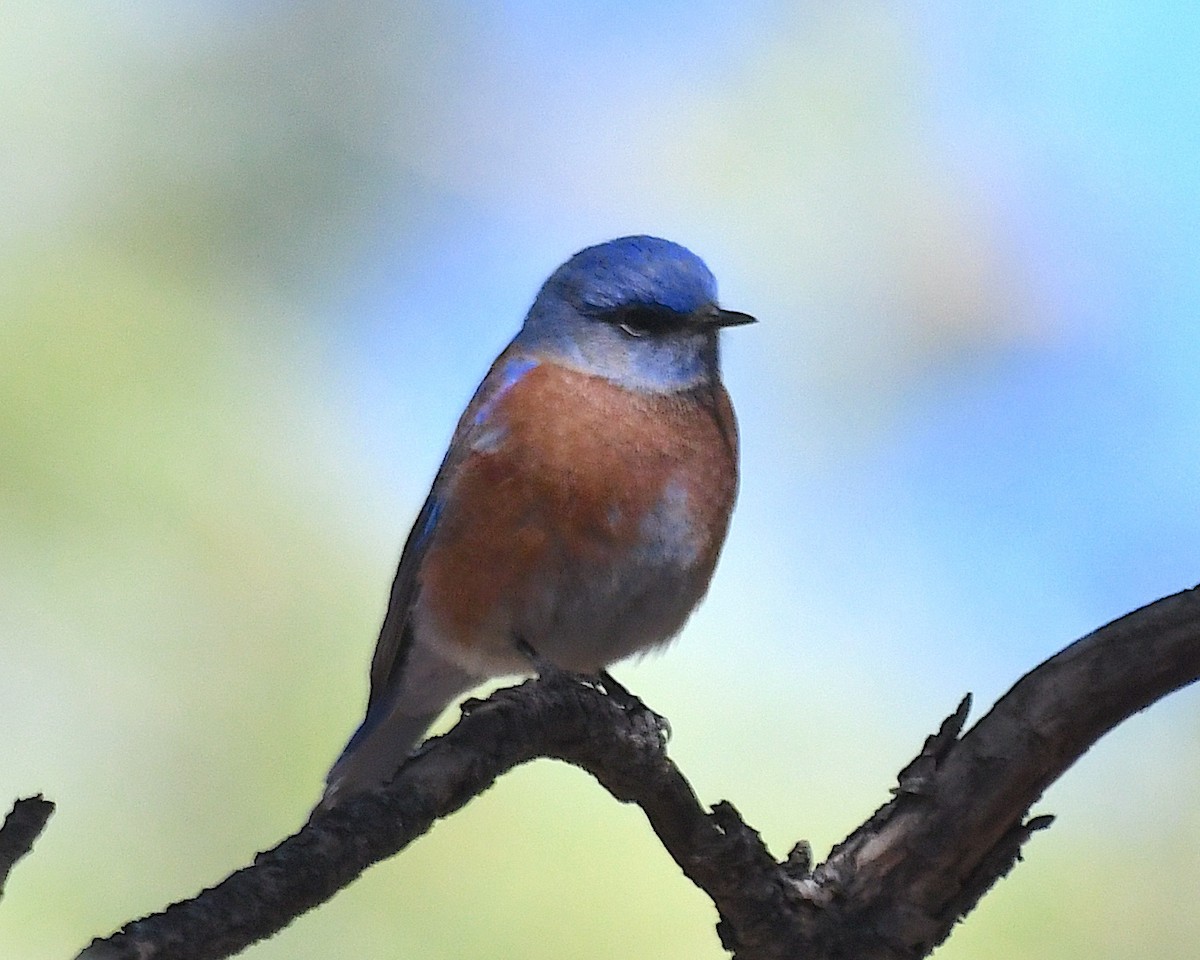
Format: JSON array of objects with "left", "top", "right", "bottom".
[
  {"left": 319, "top": 707, "right": 441, "bottom": 810},
  {"left": 318, "top": 641, "right": 481, "bottom": 810}
]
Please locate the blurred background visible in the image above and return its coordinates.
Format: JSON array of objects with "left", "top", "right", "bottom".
[{"left": 2, "top": 2, "right": 1198, "bottom": 957}]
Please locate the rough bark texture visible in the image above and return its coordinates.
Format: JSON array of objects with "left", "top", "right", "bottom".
[
  {"left": 0, "top": 795, "right": 54, "bottom": 901},
  {"left": 62, "top": 584, "right": 1200, "bottom": 960}
]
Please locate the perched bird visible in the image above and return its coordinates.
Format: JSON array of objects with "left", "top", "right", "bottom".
[{"left": 322, "top": 235, "right": 753, "bottom": 806}]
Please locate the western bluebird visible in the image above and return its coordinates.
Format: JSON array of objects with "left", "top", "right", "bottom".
[{"left": 321, "top": 235, "right": 753, "bottom": 806}]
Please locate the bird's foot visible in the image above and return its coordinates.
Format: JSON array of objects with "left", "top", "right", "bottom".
[
  {"left": 598, "top": 670, "right": 671, "bottom": 740},
  {"left": 513, "top": 640, "right": 669, "bottom": 739}
]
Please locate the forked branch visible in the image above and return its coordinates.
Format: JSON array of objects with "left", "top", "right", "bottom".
[{"left": 73, "top": 584, "right": 1200, "bottom": 960}]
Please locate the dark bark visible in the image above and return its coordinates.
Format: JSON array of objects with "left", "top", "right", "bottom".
[
  {"left": 65, "top": 584, "right": 1200, "bottom": 960},
  {"left": 0, "top": 795, "right": 54, "bottom": 900}
]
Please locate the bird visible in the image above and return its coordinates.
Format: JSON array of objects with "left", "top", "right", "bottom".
[{"left": 321, "top": 235, "right": 753, "bottom": 807}]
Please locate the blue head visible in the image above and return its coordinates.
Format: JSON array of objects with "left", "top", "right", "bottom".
[{"left": 516, "top": 236, "right": 754, "bottom": 392}]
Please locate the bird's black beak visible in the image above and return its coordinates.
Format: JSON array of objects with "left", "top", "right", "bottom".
[{"left": 710, "top": 307, "right": 757, "bottom": 329}]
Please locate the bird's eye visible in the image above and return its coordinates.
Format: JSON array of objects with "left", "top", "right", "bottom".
[{"left": 612, "top": 306, "right": 677, "bottom": 338}]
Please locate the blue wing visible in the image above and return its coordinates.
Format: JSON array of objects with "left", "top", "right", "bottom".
[{"left": 333, "top": 350, "right": 540, "bottom": 762}]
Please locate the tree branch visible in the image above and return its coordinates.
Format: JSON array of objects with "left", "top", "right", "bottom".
[
  {"left": 75, "top": 585, "right": 1200, "bottom": 960},
  {"left": 0, "top": 795, "right": 54, "bottom": 901},
  {"left": 796, "top": 582, "right": 1200, "bottom": 959}
]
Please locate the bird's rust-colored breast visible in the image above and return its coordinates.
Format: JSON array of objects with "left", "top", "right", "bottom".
[{"left": 417, "top": 358, "right": 738, "bottom": 658}]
